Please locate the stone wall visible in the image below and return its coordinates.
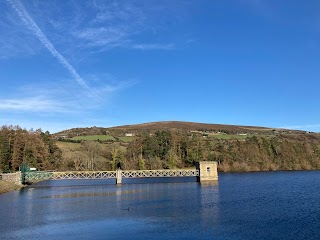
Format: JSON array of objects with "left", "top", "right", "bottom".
[{"left": 1, "top": 172, "right": 21, "bottom": 184}]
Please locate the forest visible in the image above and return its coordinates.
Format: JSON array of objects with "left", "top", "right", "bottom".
[
  {"left": 117, "top": 130, "right": 320, "bottom": 171},
  {"left": 1, "top": 125, "right": 320, "bottom": 173},
  {"left": 0, "top": 125, "right": 61, "bottom": 173}
]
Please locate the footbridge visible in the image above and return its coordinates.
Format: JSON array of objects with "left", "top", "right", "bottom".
[
  {"left": 2, "top": 161, "right": 218, "bottom": 185},
  {"left": 24, "top": 169, "right": 200, "bottom": 184}
]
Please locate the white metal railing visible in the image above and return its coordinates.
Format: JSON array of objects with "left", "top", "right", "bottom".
[
  {"left": 23, "top": 169, "right": 199, "bottom": 181},
  {"left": 122, "top": 169, "right": 199, "bottom": 178},
  {"left": 52, "top": 171, "right": 117, "bottom": 180}
]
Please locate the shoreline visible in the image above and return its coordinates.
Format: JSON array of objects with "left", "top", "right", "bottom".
[{"left": 0, "top": 180, "right": 24, "bottom": 194}]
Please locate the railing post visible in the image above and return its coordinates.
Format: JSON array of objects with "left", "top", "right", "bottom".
[
  {"left": 116, "top": 168, "right": 122, "bottom": 185},
  {"left": 20, "top": 163, "right": 27, "bottom": 184}
]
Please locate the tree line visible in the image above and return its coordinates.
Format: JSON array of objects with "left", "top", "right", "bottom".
[
  {"left": 125, "top": 131, "right": 320, "bottom": 171},
  {"left": 1, "top": 126, "right": 320, "bottom": 173},
  {"left": 60, "top": 130, "right": 320, "bottom": 172},
  {"left": 0, "top": 125, "right": 61, "bottom": 173}
]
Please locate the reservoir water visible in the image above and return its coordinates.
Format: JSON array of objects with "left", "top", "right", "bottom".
[{"left": 0, "top": 171, "right": 319, "bottom": 240}]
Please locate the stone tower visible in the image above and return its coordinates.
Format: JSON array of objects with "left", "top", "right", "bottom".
[{"left": 196, "top": 161, "right": 218, "bottom": 182}]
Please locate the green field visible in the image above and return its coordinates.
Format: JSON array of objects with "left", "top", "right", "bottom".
[
  {"left": 68, "top": 135, "right": 116, "bottom": 141},
  {"left": 209, "top": 134, "right": 275, "bottom": 140},
  {"left": 118, "top": 136, "right": 134, "bottom": 142},
  {"left": 209, "top": 134, "right": 250, "bottom": 140},
  {"left": 57, "top": 140, "right": 127, "bottom": 152},
  {"left": 56, "top": 141, "right": 81, "bottom": 150}
]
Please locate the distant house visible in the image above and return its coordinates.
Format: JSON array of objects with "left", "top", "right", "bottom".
[
  {"left": 125, "top": 133, "right": 134, "bottom": 137},
  {"left": 55, "top": 135, "right": 68, "bottom": 140}
]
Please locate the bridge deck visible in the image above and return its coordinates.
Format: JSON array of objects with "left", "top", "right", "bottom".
[{"left": 24, "top": 169, "right": 199, "bottom": 181}]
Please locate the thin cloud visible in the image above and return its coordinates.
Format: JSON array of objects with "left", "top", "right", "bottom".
[
  {"left": 95, "top": 81, "right": 137, "bottom": 94},
  {"left": 0, "top": 4, "right": 40, "bottom": 58},
  {"left": 279, "top": 124, "right": 320, "bottom": 131},
  {"left": 131, "top": 43, "right": 175, "bottom": 50},
  {"left": 82, "top": 73, "right": 137, "bottom": 95},
  {"left": 0, "top": 82, "right": 95, "bottom": 114},
  {"left": 0, "top": 97, "right": 72, "bottom": 113},
  {"left": 71, "top": 2, "right": 145, "bottom": 51},
  {"left": 33, "top": 1, "right": 176, "bottom": 52},
  {"left": 6, "top": 0, "right": 98, "bottom": 97},
  {"left": 1, "top": 79, "right": 130, "bottom": 114},
  {"left": 2, "top": 1, "right": 183, "bottom": 58},
  {"left": 75, "top": 26, "right": 129, "bottom": 47}
]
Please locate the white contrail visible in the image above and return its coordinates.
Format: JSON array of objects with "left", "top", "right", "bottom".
[{"left": 6, "top": 0, "right": 98, "bottom": 97}]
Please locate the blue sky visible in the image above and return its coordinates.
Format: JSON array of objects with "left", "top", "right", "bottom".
[{"left": 1, "top": 0, "right": 320, "bottom": 133}]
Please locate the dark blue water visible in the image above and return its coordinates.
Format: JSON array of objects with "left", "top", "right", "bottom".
[{"left": 0, "top": 171, "right": 319, "bottom": 240}]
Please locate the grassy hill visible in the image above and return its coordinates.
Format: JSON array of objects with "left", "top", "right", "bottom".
[
  {"left": 54, "top": 121, "right": 301, "bottom": 138},
  {"left": 109, "top": 121, "right": 272, "bottom": 132},
  {"left": 68, "top": 135, "right": 116, "bottom": 141},
  {"left": 51, "top": 121, "right": 320, "bottom": 172}
]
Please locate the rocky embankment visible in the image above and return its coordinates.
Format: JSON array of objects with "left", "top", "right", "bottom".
[{"left": 0, "top": 180, "right": 22, "bottom": 194}]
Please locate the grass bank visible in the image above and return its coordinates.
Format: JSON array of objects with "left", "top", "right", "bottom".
[{"left": 0, "top": 180, "right": 23, "bottom": 194}]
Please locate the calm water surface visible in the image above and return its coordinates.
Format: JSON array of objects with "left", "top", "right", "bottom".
[{"left": 0, "top": 171, "right": 319, "bottom": 240}]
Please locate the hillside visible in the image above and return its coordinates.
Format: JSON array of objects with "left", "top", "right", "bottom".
[
  {"left": 109, "top": 121, "right": 271, "bottom": 133},
  {"left": 54, "top": 121, "right": 303, "bottom": 138},
  {"left": 2, "top": 122, "right": 318, "bottom": 173},
  {"left": 49, "top": 121, "right": 320, "bottom": 173}
]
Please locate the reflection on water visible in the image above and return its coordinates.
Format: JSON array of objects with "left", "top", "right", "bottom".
[
  {"left": 200, "top": 181, "right": 220, "bottom": 228},
  {"left": 41, "top": 189, "right": 142, "bottom": 198},
  {"left": 0, "top": 172, "right": 320, "bottom": 240}
]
